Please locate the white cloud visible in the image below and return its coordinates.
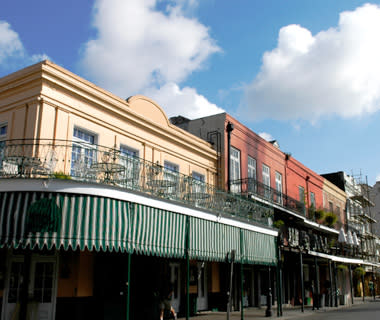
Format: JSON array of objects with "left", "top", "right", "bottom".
[
  {"left": 258, "top": 132, "right": 274, "bottom": 141},
  {"left": 80, "top": 0, "right": 221, "bottom": 98},
  {"left": 0, "top": 20, "right": 49, "bottom": 70},
  {"left": 376, "top": 174, "right": 380, "bottom": 183},
  {"left": 0, "top": 21, "right": 24, "bottom": 63},
  {"left": 144, "top": 82, "right": 224, "bottom": 119},
  {"left": 241, "top": 4, "right": 380, "bottom": 121}
]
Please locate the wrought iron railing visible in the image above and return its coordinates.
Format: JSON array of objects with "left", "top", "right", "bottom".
[
  {"left": 0, "top": 139, "right": 273, "bottom": 227},
  {"left": 230, "top": 178, "right": 306, "bottom": 216}
]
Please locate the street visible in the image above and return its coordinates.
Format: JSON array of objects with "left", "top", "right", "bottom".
[{"left": 289, "top": 301, "right": 380, "bottom": 320}]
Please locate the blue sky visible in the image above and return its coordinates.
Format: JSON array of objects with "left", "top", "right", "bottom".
[{"left": 1, "top": 0, "right": 379, "bottom": 185}]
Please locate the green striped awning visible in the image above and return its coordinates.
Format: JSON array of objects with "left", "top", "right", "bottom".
[
  {"left": 0, "top": 192, "right": 132, "bottom": 252},
  {"left": 189, "top": 216, "right": 241, "bottom": 262},
  {"left": 0, "top": 192, "right": 186, "bottom": 257},
  {"left": 131, "top": 204, "right": 186, "bottom": 258},
  {"left": 241, "top": 229, "right": 277, "bottom": 265},
  {"left": 0, "top": 191, "right": 277, "bottom": 265}
]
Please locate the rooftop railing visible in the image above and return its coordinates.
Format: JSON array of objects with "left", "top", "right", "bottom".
[
  {"left": 0, "top": 139, "right": 273, "bottom": 227},
  {"left": 230, "top": 178, "right": 306, "bottom": 217}
]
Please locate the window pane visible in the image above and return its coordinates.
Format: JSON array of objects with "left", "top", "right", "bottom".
[
  {"left": 248, "top": 156, "right": 256, "bottom": 179},
  {"left": 120, "top": 146, "right": 140, "bottom": 187},
  {"left": 0, "top": 124, "right": 7, "bottom": 136},
  {"left": 71, "top": 128, "right": 97, "bottom": 176}
]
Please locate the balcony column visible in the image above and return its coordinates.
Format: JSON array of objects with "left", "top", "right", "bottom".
[
  {"left": 300, "top": 251, "right": 305, "bottom": 312},
  {"left": 362, "top": 272, "right": 365, "bottom": 302},
  {"left": 276, "top": 239, "right": 283, "bottom": 317},
  {"left": 19, "top": 251, "right": 32, "bottom": 320},
  {"left": 185, "top": 216, "right": 190, "bottom": 320},
  {"left": 126, "top": 252, "right": 132, "bottom": 320},
  {"left": 265, "top": 266, "right": 272, "bottom": 317},
  {"left": 329, "top": 260, "right": 333, "bottom": 307},
  {"left": 372, "top": 266, "right": 376, "bottom": 301},
  {"left": 334, "top": 262, "right": 338, "bottom": 307},
  {"left": 349, "top": 264, "right": 354, "bottom": 305},
  {"left": 240, "top": 229, "right": 244, "bottom": 320},
  {"left": 314, "top": 257, "right": 320, "bottom": 310}
]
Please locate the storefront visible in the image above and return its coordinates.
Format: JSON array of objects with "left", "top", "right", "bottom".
[{"left": 0, "top": 181, "right": 278, "bottom": 320}]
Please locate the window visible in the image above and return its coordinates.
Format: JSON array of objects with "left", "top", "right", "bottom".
[
  {"left": 299, "top": 186, "right": 305, "bottom": 202},
  {"left": 71, "top": 128, "right": 97, "bottom": 177},
  {"left": 248, "top": 156, "right": 256, "bottom": 179},
  {"left": 247, "top": 156, "right": 257, "bottom": 193},
  {"left": 329, "top": 201, "right": 333, "bottom": 213},
  {"left": 262, "top": 164, "right": 271, "bottom": 199},
  {"left": 310, "top": 192, "right": 316, "bottom": 209},
  {"left": 0, "top": 123, "right": 7, "bottom": 138},
  {"left": 230, "top": 147, "right": 241, "bottom": 192},
  {"left": 120, "top": 145, "right": 139, "bottom": 188},
  {"left": 192, "top": 171, "right": 205, "bottom": 193},
  {"left": 275, "top": 172, "right": 282, "bottom": 204},
  {"left": 164, "top": 161, "right": 179, "bottom": 195},
  {"left": 0, "top": 123, "right": 7, "bottom": 163}
]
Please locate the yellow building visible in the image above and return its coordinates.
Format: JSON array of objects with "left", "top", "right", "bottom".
[{"left": 0, "top": 61, "right": 277, "bottom": 320}]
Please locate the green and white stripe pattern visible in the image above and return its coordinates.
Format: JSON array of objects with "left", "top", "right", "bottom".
[
  {"left": 0, "top": 191, "right": 277, "bottom": 265},
  {"left": 189, "top": 216, "right": 241, "bottom": 262},
  {"left": 241, "top": 229, "right": 277, "bottom": 265}
]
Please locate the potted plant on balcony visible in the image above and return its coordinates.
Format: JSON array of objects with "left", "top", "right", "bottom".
[
  {"left": 273, "top": 219, "right": 284, "bottom": 229},
  {"left": 314, "top": 209, "right": 325, "bottom": 222},
  {"left": 53, "top": 171, "right": 72, "bottom": 180},
  {"left": 354, "top": 266, "right": 366, "bottom": 277},
  {"left": 324, "top": 212, "right": 337, "bottom": 227},
  {"left": 337, "top": 264, "right": 348, "bottom": 271}
]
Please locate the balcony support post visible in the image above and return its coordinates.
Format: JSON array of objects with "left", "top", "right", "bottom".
[{"left": 300, "top": 251, "right": 305, "bottom": 312}]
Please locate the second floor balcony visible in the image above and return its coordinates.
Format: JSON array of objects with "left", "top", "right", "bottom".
[
  {"left": 0, "top": 139, "right": 273, "bottom": 228},
  {"left": 230, "top": 178, "right": 306, "bottom": 217}
]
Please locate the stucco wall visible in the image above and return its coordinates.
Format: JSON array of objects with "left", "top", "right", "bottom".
[{"left": 0, "top": 61, "right": 218, "bottom": 185}]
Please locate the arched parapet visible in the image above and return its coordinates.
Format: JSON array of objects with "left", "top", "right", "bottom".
[{"left": 126, "top": 95, "right": 170, "bottom": 128}]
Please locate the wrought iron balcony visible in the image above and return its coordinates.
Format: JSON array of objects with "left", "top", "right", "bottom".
[
  {"left": 0, "top": 139, "right": 273, "bottom": 227},
  {"left": 230, "top": 178, "right": 306, "bottom": 216}
]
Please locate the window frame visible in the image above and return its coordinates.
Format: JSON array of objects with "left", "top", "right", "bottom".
[
  {"left": 71, "top": 127, "right": 98, "bottom": 177},
  {"left": 262, "top": 164, "right": 271, "bottom": 199},
  {"left": 275, "top": 171, "right": 282, "bottom": 204},
  {"left": 119, "top": 145, "right": 140, "bottom": 187}
]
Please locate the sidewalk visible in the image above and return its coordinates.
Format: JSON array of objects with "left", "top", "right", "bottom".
[{"left": 178, "top": 297, "right": 377, "bottom": 320}]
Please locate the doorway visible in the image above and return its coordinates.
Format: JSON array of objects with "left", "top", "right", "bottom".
[
  {"left": 169, "top": 263, "right": 181, "bottom": 312},
  {"left": 2, "top": 253, "right": 58, "bottom": 320},
  {"left": 197, "top": 262, "right": 208, "bottom": 311}
]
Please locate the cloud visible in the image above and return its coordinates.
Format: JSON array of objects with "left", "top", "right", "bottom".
[
  {"left": 144, "top": 82, "right": 224, "bottom": 119},
  {"left": 0, "top": 20, "right": 49, "bottom": 71},
  {"left": 241, "top": 4, "right": 380, "bottom": 121},
  {"left": 0, "top": 21, "right": 24, "bottom": 63},
  {"left": 258, "top": 132, "right": 274, "bottom": 141},
  {"left": 376, "top": 174, "right": 380, "bottom": 183},
  {"left": 80, "top": 0, "right": 220, "bottom": 98}
]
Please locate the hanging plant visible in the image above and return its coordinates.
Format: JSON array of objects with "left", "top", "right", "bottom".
[
  {"left": 337, "top": 264, "right": 348, "bottom": 271},
  {"left": 314, "top": 209, "right": 325, "bottom": 221},
  {"left": 273, "top": 219, "right": 285, "bottom": 229},
  {"left": 324, "top": 212, "right": 338, "bottom": 227},
  {"left": 354, "top": 267, "right": 366, "bottom": 277}
]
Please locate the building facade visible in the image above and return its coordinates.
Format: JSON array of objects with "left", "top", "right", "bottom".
[
  {"left": 171, "top": 113, "right": 380, "bottom": 313},
  {"left": 0, "top": 61, "right": 278, "bottom": 320}
]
